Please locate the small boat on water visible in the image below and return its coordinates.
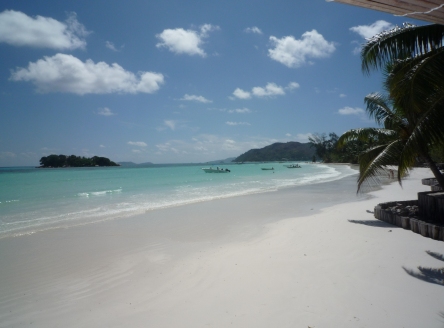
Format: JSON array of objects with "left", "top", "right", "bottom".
[
  {"left": 284, "top": 164, "right": 301, "bottom": 168},
  {"left": 202, "top": 167, "right": 231, "bottom": 173},
  {"left": 261, "top": 167, "right": 274, "bottom": 170}
]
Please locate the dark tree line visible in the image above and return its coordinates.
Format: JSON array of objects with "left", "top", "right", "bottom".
[
  {"left": 39, "top": 154, "right": 119, "bottom": 168},
  {"left": 308, "top": 132, "right": 384, "bottom": 164}
]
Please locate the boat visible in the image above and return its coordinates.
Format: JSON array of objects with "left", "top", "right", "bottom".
[
  {"left": 284, "top": 164, "right": 301, "bottom": 168},
  {"left": 261, "top": 167, "right": 274, "bottom": 170},
  {"left": 202, "top": 167, "right": 231, "bottom": 173}
]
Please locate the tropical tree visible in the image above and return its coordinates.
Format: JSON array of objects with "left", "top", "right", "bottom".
[{"left": 359, "top": 23, "right": 444, "bottom": 188}]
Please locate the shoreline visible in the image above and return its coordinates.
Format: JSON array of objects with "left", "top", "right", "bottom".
[
  {"left": 0, "top": 163, "right": 358, "bottom": 240},
  {"left": 0, "top": 168, "right": 443, "bottom": 327}
]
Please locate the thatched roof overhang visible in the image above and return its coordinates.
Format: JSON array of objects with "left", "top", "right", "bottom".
[{"left": 330, "top": 0, "right": 444, "bottom": 25}]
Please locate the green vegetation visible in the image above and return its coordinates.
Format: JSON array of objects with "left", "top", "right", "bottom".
[
  {"left": 307, "top": 133, "right": 369, "bottom": 164},
  {"left": 233, "top": 142, "right": 315, "bottom": 162},
  {"left": 39, "top": 154, "right": 119, "bottom": 168},
  {"left": 338, "top": 23, "right": 444, "bottom": 190}
]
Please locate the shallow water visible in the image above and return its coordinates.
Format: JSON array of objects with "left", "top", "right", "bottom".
[{"left": 0, "top": 163, "right": 357, "bottom": 237}]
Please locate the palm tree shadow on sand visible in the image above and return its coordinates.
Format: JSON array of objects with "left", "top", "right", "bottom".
[{"left": 403, "top": 251, "right": 444, "bottom": 287}]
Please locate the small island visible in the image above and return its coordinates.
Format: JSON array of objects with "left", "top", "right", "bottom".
[{"left": 37, "top": 154, "right": 120, "bottom": 168}]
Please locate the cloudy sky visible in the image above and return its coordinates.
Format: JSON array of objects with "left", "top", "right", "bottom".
[{"left": 0, "top": 0, "right": 425, "bottom": 165}]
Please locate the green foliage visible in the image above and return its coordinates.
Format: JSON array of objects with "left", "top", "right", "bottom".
[
  {"left": 306, "top": 132, "right": 373, "bottom": 164},
  {"left": 39, "top": 154, "right": 119, "bottom": 168},
  {"left": 233, "top": 142, "right": 315, "bottom": 162},
  {"left": 359, "top": 23, "right": 444, "bottom": 189}
]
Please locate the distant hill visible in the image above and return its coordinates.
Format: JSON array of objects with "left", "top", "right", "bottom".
[
  {"left": 233, "top": 142, "right": 314, "bottom": 162},
  {"left": 206, "top": 157, "right": 236, "bottom": 164}
]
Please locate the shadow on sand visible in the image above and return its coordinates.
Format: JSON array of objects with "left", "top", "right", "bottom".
[
  {"left": 348, "top": 219, "right": 400, "bottom": 228},
  {"left": 403, "top": 251, "right": 444, "bottom": 287}
]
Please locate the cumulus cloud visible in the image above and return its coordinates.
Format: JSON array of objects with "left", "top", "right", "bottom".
[
  {"left": 226, "top": 121, "right": 251, "bottom": 126},
  {"left": 232, "top": 88, "right": 251, "bottom": 99},
  {"left": 233, "top": 82, "right": 298, "bottom": 99},
  {"left": 350, "top": 20, "right": 393, "bottom": 39},
  {"left": 10, "top": 53, "right": 165, "bottom": 95},
  {"left": 244, "top": 26, "right": 262, "bottom": 34},
  {"left": 180, "top": 94, "right": 212, "bottom": 103},
  {"left": 268, "top": 30, "right": 335, "bottom": 68},
  {"left": 252, "top": 83, "right": 285, "bottom": 97},
  {"left": 0, "top": 10, "right": 89, "bottom": 49},
  {"left": 349, "top": 20, "right": 394, "bottom": 54},
  {"left": 228, "top": 108, "right": 252, "bottom": 114},
  {"left": 338, "top": 107, "right": 365, "bottom": 115},
  {"left": 97, "top": 107, "right": 115, "bottom": 116},
  {"left": 128, "top": 141, "right": 147, "bottom": 147},
  {"left": 156, "top": 24, "right": 219, "bottom": 57}
]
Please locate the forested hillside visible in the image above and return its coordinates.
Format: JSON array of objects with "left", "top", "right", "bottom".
[{"left": 233, "top": 142, "right": 315, "bottom": 162}]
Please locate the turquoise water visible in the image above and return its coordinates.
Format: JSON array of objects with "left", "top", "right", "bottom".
[{"left": 0, "top": 163, "right": 357, "bottom": 238}]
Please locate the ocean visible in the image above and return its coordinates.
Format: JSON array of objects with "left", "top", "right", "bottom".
[{"left": 0, "top": 163, "right": 357, "bottom": 238}]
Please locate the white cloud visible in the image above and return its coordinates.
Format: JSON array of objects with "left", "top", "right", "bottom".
[
  {"left": 252, "top": 82, "right": 285, "bottom": 97},
  {"left": 232, "top": 88, "right": 251, "bottom": 99},
  {"left": 268, "top": 30, "right": 336, "bottom": 68},
  {"left": 128, "top": 141, "right": 147, "bottom": 147},
  {"left": 338, "top": 107, "right": 365, "bottom": 115},
  {"left": 10, "top": 53, "right": 165, "bottom": 95},
  {"left": 132, "top": 149, "right": 142, "bottom": 153},
  {"left": 180, "top": 94, "right": 212, "bottom": 103},
  {"left": 286, "top": 82, "right": 300, "bottom": 90},
  {"left": 0, "top": 10, "right": 89, "bottom": 49},
  {"left": 285, "top": 133, "right": 292, "bottom": 137},
  {"left": 244, "top": 26, "right": 262, "bottom": 34},
  {"left": 339, "top": 94, "right": 346, "bottom": 98},
  {"left": 350, "top": 20, "right": 393, "bottom": 39},
  {"left": 105, "top": 41, "right": 121, "bottom": 52},
  {"left": 294, "top": 133, "right": 313, "bottom": 142},
  {"left": 100, "top": 145, "right": 105, "bottom": 148},
  {"left": 228, "top": 108, "right": 252, "bottom": 114},
  {"left": 97, "top": 107, "right": 115, "bottom": 116},
  {"left": 156, "top": 24, "right": 219, "bottom": 57},
  {"left": 226, "top": 121, "right": 251, "bottom": 126},
  {"left": 164, "top": 120, "right": 176, "bottom": 130},
  {"left": 233, "top": 82, "right": 299, "bottom": 99}
]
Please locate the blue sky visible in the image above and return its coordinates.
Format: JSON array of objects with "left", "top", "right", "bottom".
[{"left": 0, "top": 0, "right": 425, "bottom": 166}]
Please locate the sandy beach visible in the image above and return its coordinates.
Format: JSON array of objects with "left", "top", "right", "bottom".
[{"left": 1, "top": 167, "right": 443, "bottom": 327}]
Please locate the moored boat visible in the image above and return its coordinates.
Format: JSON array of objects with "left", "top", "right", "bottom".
[
  {"left": 202, "top": 167, "right": 231, "bottom": 173},
  {"left": 261, "top": 167, "right": 274, "bottom": 170},
  {"left": 284, "top": 164, "right": 301, "bottom": 168}
]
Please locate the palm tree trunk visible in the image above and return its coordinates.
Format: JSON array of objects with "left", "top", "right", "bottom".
[{"left": 421, "top": 152, "right": 444, "bottom": 188}]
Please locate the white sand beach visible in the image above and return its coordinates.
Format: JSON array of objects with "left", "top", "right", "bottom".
[{"left": 0, "top": 167, "right": 443, "bottom": 328}]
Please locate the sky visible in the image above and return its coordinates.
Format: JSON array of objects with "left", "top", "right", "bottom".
[{"left": 0, "top": 0, "right": 427, "bottom": 166}]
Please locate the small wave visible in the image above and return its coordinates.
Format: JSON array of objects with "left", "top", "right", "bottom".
[
  {"left": 0, "top": 199, "right": 19, "bottom": 205},
  {"left": 77, "top": 188, "right": 122, "bottom": 197}
]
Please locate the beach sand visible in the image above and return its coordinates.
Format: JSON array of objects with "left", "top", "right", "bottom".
[{"left": 0, "top": 167, "right": 443, "bottom": 327}]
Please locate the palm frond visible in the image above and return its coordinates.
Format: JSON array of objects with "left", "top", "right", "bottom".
[
  {"left": 362, "top": 23, "right": 444, "bottom": 74},
  {"left": 337, "top": 128, "right": 395, "bottom": 148},
  {"left": 357, "top": 139, "right": 404, "bottom": 191}
]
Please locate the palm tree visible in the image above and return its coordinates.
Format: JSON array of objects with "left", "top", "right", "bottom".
[
  {"left": 360, "top": 23, "right": 444, "bottom": 188},
  {"left": 338, "top": 93, "right": 405, "bottom": 191}
]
